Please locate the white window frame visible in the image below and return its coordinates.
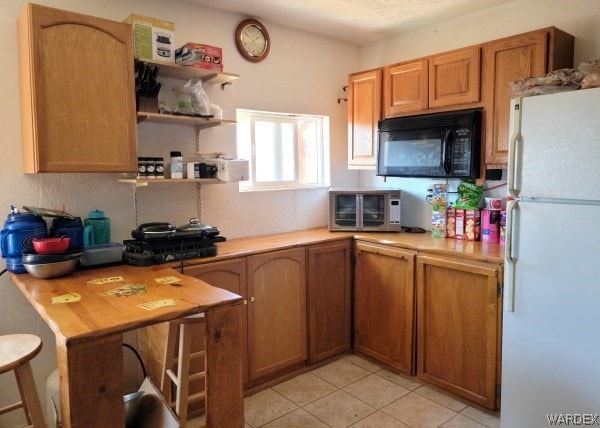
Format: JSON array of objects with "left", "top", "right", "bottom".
[{"left": 237, "top": 109, "right": 329, "bottom": 191}]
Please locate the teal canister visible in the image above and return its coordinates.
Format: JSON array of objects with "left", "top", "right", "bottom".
[{"left": 83, "top": 210, "right": 110, "bottom": 246}]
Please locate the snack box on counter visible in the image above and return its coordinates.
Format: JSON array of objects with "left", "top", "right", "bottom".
[
  {"left": 446, "top": 208, "right": 481, "bottom": 241},
  {"left": 175, "top": 42, "right": 223, "bottom": 71},
  {"left": 124, "top": 13, "right": 175, "bottom": 62}
]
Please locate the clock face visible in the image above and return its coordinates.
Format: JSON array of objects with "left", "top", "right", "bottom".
[
  {"left": 241, "top": 24, "right": 267, "bottom": 57},
  {"left": 236, "top": 19, "right": 270, "bottom": 62}
]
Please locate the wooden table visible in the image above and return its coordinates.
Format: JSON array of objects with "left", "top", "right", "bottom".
[{"left": 10, "top": 264, "right": 244, "bottom": 427}]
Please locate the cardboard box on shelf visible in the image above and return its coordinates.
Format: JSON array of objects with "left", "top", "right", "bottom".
[
  {"left": 175, "top": 42, "right": 223, "bottom": 71},
  {"left": 124, "top": 14, "right": 175, "bottom": 62}
]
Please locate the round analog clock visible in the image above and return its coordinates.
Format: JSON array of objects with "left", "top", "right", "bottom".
[{"left": 235, "top": 19, "right": 270, "bottom": 62}]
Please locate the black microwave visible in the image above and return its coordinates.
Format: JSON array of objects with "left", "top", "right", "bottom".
[{"left": 377, "top": 108, "right": 482, "bottom": 178}]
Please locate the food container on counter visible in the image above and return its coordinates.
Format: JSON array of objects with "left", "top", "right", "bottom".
[{"left": 482, "top": 209, "right": 501, "bottom": 243}]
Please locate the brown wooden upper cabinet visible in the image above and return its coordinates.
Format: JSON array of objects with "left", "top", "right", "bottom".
[
  {"left": 348, "top": 69, "right": 382, "bottom": 169},
  {"left": 482, "top": 27, "right": 574, "bottom": 168},
  {"left": 383, "top": 59, "right": 429, "bottom": 116},
  {"left": 383, "top": 47, "right": 480, "bottom": 118},
  {"left": 18, "top": 4, "right": 137, "bottom": 173},
  {"left": 429, "top": 46, "right": 481, "bottom": 108}
]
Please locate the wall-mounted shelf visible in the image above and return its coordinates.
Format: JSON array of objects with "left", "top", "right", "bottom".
[
  {"left": 136, "top": 112, "right": 236, "bottom": 129},
  {"left": 118, "top": 177, "right": 223, "bottom": 187},
  {"left": 138, "top": 58, "right": 239, "bottom": 85}
]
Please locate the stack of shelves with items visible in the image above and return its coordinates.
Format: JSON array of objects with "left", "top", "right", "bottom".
[{"left": 130, "top": 58, "right": 240, "bottom": 186}]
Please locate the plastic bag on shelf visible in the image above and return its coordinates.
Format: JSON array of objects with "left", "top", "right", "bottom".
[
  {"left": 581, "top": 73, "right": 600, "bottom": 89},
  {"left": 508, "top": 68, "right": 583, "bottom": 97},
  {"left": 577, "top": 58, "right": 600, "bottom": 76},
  {"left": 176, "top": 79, "right": 212, "bottom": 117}
]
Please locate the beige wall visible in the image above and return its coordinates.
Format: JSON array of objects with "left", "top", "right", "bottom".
[
  {"left": 358, "top": 0, "right": 600, "bottom": 229},
  {"left": 0, "top": 1, "right": 358, "bottom": 425}
]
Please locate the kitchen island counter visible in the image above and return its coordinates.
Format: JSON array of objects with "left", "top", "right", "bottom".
[{"left": 9, "top": 264, "right": 243, "bottom": 427}]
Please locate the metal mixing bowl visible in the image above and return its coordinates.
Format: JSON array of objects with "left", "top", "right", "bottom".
[{"left": 22, "top": 258, "right": 79, "bottom": 279}]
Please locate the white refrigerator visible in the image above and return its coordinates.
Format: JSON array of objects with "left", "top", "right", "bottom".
[{"left": 501, "top": 87, "right": 600, "bottom": 427}]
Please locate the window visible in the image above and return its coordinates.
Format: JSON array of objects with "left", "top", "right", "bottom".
[{"left": 236, "top": 109, "right": 329, "bottom": 191}]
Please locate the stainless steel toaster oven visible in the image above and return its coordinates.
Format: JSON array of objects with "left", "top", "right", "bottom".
[{"left": 329, "top": 188, "right": 401, "bottom": 232}]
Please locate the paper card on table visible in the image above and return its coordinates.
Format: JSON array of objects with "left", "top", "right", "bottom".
[
  {"left": 154, "top": 276, "right": 182, "bottom": 285},
  {"left": 138, "top": 299, "right": 176, "bottom": 311},
  {"left": 52, "top": 293, "right": 81, "bottom": 304},
  {"left": 87, "top": 276, "right": 125, "bottom": 285},
  {"left": 101, "top": 284, "right": 148, "bottom": 297}
]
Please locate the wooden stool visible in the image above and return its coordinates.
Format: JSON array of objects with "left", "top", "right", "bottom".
[
  {"left": 0, "top": 334, "right": 46, "bottom": 428},
  {"left": 160, "top": 314, "right": 207, "bottom": 427}
]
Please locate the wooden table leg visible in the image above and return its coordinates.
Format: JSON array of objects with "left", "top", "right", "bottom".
[
  {"left": 205, "top": 303, "right": 243, "bottom": 428},
  {"left": 57, "top": 334, "right": 125, "bottom": 428}
]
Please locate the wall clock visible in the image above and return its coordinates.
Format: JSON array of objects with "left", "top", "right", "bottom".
[{"left": 235, "top": 19, "right": 270, "bottom": 62}]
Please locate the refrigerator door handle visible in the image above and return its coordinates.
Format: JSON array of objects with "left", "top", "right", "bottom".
[
  {"left": 357, "top": 194, "right": 363, "bottom": 230},
  {"left": 504, "top": 199, "right": 518, "bottom": 312},
  {"left": 507, "top": 98, "right": 522, "bottom": 199}
]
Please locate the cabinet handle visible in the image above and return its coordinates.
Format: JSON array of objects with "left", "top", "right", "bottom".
[
  {"left": 243, "top": 299, "right": 248, "bottom": 305},
  {"left": 250, "top": 296, "right": 255, "bottom": 302}
]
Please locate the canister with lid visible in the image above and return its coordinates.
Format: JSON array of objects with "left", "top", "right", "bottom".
[
  {"left": 155, "top": 157, "right": 165, "bottom": 179},
  {"left": 170, "top": 151, "right": 183, "bottom": 179},
  {"left": 83, "top": 210, "right": 110, "bottom": 246}
]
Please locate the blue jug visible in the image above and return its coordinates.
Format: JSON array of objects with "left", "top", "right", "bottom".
[{"left": 0, "top": 206, "right": 47, "bottom": 273}]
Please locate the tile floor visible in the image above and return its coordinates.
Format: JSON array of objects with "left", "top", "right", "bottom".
[{"left": 191, "top": 353, "right": 500, "bottom": 428}]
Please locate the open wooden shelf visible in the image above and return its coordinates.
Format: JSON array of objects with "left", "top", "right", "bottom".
[
  {"left": 136, "top": 112, "right": 236, "bottom": 128},
  {"left": 118, "top": 177, "right": 223, "bottom": 187},
  {"left": 138, "top": 58, "right": 239, "bottom": 84}
]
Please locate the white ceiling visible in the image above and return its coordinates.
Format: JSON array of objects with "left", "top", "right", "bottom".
[{"left": 182, "top": 0, "right": 515, "bottom": 45}]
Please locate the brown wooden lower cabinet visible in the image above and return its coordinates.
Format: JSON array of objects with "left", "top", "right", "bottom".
[
  {"left": 416, "top": 254, "right": 502, "bottom": 410},
  {"left": 183, "top": 258, "right": 249, "bottom": 384},
  {"left": 307, "top": 241, "right": 352, "bottom": 363},
  {"left": 138, "top": 235, "right": 503, "bottom": 411},
  {"left": 354, "top": 241, "right": 417, "bottom": 375},
  {"left": 247, "top": 248, "right": 307, "bottom": 381}
]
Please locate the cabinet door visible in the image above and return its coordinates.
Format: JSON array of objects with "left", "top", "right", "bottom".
[
  {"left": 383, "top": 60, "right": 428, "bottom": 116},
  {"left": 416, "top": 255, "right": 501, "bottom": 409},
  {"left": 483, "top": 28, "right": 574, "bottom": 168},
  {"left": 354, "top": 242, "right": 416, "bottom": 374},
  {"left": 483, "top": 31, "right": 547, "bottom": 167},
  {"left": 307, "top": 241, "right": 352, "bottom": 363},
  {"left": 247, "top": 248, "right": 307, "bottom": 380},
  {"left": 184, "top": 259, "right": 249, "bottom": 384},
  {"left": 18, "top": 4, "right": 137, "bottom": 173},
  {"left": 383, "top": 59, "right": 429, "bottom": 118},
  {"left": 429, "top": 46, "right": 481, "bottom": 108},
  {"left": 348, "top": 69, "right": 381, "bottom": 169}
]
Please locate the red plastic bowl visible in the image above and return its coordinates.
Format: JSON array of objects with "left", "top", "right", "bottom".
[{"left": 32, "top": 237, "right": 70, "bottom": 254}]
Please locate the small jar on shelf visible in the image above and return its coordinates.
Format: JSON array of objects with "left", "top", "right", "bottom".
[{"left": 155, "top": 157, "right": 165, "bottom": 179}]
